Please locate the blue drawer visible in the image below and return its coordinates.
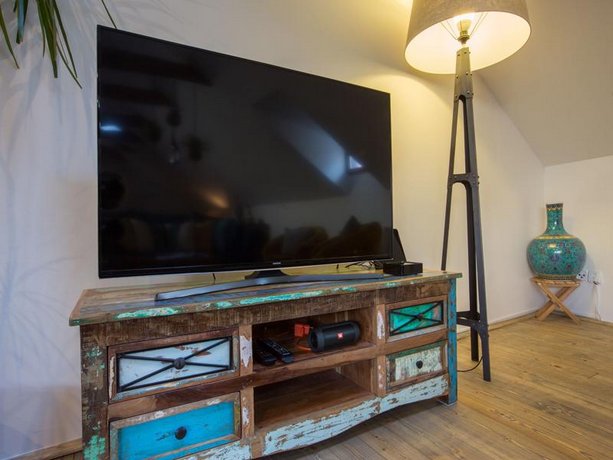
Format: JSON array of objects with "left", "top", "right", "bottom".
[{"left": 110, "top": 393, "right": 240, "bottom": 460}]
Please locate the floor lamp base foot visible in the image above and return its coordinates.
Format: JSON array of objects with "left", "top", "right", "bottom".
[{"left": 457, "top": 313, "right": 491, "bottom": 382}]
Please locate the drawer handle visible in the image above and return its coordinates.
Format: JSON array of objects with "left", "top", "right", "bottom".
[
  {"left": 175, "top": 426, "right": 188, "bottom": 440},
  {"left": 173, "top": 358, "right": 187, "bottom": 370},
  {"left": 416, "top": 360, "right": 424, "bottom": 369}
]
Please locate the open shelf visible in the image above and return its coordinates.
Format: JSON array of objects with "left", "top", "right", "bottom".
[
  {"left": 254, "top": 369, "right": 373, "bottom": 430},
  {"left": 252, "top": 307, "right": 376, "bottom": 376},
  {"left": 252, "top": 338, "right": 375, "bottom": 373}
]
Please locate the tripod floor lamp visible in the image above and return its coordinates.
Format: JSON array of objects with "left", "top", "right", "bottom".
[{"left": 405, "top": 1, "right": 531, "bottom": 381}]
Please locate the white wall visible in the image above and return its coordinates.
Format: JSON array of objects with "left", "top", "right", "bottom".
[
  {"left": 0, "top": 1, "right": 544, "bottom": 457},
  {"left": 480, "top": 0, "right": 613, "bottom": 166},
  {"left": 392, "top": 72, "right": 545, "bottom": 324},
  {"left": 544, "top": 156, "right": 613, "bottom": 322}
]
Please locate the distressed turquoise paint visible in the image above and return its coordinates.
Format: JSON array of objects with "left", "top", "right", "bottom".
[
  {"left": 388, "top": 302, "right": 443, "bottom": 335},
  {"left": 263, "top": 398, "right": 379, "bottom": 456},
  {"left": 183, "top": 441, "right": 251, "bottom": 460},
  {"left": 214, "top": 301, "right": 234, "bottom": 308},
  {"left": 238, "top": 290, "right": 324, "bottom": 306},
  {"left": 85, "top": 346, "right": 103, "bottom": 360},
  {"left": 447, "top": 278, "right": 457, "bottom": 404},
  {"left": 70, "top": 272, "right": 462, "bottom": 326},
  {"left": 83, "top": 434, "right": 106, "bottom": 460},
  {"left": 116, "top": 307, "right": 179, "bottom": 320},
  {"left": 115, "top": 401, "right": 235, "bottom": 460},
  {"left": 448, "top": 279, "right": 457, "bottom": 329},
  {"left": 380, "top": 375, "right": 448, "bottom": 412},
  {"left": 336, "top": 286, "right": 358, "bottom": 293},
  {"left": 263, "top": 373, "right": 451, "bottom": 456}
]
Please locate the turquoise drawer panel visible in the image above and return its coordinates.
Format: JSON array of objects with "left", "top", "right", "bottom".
[
  {"left": 388, "top": 300, "right": 444, "bottom": 337},
  {"left": 110, "top": 394, "right": 240, "bottom": 460},
  {"left": 387, "top": 342, "right": 446, "bottom": 389}
]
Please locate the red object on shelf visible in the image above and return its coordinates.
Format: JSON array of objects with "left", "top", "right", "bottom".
[{"left": 294, "top": 323, "right": 311, "bottom": 338}]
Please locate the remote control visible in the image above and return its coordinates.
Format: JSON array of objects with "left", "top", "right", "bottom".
[
  {"left": 253, "top": 343, "right": 277, "bottom": 366},
  {"left": 259, "top": 338, "right": 294, "bottom": 364}
]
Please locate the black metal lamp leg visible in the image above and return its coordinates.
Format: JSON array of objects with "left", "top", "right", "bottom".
[{"left": 441, "top": 46, "right": 491, "bottom": 382}]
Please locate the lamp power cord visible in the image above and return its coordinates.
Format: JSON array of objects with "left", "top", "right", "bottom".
[{"left": 458, "top": 356, "right": 483, "bottom": 373}]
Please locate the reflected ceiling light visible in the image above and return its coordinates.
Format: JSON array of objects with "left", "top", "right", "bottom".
[{"left": 100, "top": 123, "right": 123, "bottom": 133}]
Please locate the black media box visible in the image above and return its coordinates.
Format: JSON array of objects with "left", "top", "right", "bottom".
[{"left": 383, "top": 261, "right": 423, "bottom": 276}]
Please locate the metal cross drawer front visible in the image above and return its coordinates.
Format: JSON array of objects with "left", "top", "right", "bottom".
[
  {"left": 109, "top": 330, "right": 239, "bottom": 400},
  {"left": 109, "top": 394, "right": 240, "bottom": 460},
  {"left": 387, "top": 298, "right": 445, "bottom": 339}
]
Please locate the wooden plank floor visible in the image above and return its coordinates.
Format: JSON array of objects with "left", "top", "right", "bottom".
[
  {"left": 269, "top": 315, "right": 613, "bottom": 460},
  {"left": 56, "top": 315, "right": 613, "bottom": 460}
]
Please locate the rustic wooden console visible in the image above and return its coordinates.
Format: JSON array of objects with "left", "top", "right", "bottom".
[{"left": 70, "top": 271, "right": 460, "bottom": 460}]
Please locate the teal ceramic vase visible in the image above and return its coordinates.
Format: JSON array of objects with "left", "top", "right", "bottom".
[{"left": 527, "top": 203, "right": 586, "bottom": 279}]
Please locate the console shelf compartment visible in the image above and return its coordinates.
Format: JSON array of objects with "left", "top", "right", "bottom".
[
  {"left": 252, "top": 307, "right": 376, "bottom": 373},
  {"left": 252, "top": 339, "right": 375, "bottom": 374},
  {"left": 254, "top": 369, "right": 372, "bottom": 430}
]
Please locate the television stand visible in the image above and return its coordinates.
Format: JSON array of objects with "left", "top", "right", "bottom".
[
  {"left": 155, "top": 270, "right": 386, "bottom": 300},
  {"left": 70, "top": 271, "right": 459, "bottom": 459}
]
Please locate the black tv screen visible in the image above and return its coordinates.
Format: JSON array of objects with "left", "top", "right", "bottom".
[{"left": 97, "top": 26, "right": 393, "bottom": 278}]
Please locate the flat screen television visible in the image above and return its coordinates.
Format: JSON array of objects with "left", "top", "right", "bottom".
[{"left": 97, "top": 26, "right": 393, "bottom": 279}]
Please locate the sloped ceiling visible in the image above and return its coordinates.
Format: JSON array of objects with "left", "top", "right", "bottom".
[
  {"left": 329, "top": 0, "right": 612, "bottom": 167},
  {"left": 478, "top": 0, "right": 613, "bottom": 166}
]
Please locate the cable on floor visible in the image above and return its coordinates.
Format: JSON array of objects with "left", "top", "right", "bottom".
[{"left": 458, "top": 356, "right": 483, "bottom": 373}]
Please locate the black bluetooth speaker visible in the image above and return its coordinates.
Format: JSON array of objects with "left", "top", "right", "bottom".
[{"left": 307, "top": 321, "right": 361, "bottom": 352}]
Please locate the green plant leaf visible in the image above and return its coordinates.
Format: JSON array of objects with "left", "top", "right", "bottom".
[
  {"left": 3, "top": 0, "right": 116, "bottom": 86},
  {"left": 36, "top": 0, "right": 58, "bottom": 77},
  {"left": 0, "top": 2, "right": 19, "bottom": 67},
  {"left": 14, "top": 0, "right": 28, "bottom": 44},
  {"left": 100, "top": 0, "right": 116, "bottom": 28},
  {"left": 52, "top": 0, "right": 80, "bottom": 86}
]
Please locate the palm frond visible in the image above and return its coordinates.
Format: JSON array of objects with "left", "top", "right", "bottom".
[
  {"left": 14, "top": 0, "right": 28, "bottom": 44},
  {"left": 0, "top": 0, "right": 117, "bottom": 86},
  {"left": 0, "top": 2, "right": 19, "bottom": 67},
  {"left": 52, "top": 0, "right": 81, "bottom": 87},
  {"left": 36, "top": 0, "right": 58, "bottom": 77},
  {"left": 100, "top": 0, "right": 116, "bottom": 28}
]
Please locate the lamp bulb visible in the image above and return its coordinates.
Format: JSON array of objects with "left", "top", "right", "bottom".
[{"left": 454, "top": 13, "right": 475, "bottom": 43}]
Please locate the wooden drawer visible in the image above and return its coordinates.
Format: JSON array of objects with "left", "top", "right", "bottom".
[
  {"left": 109, "top": 329, "right": 239, "bottom": 400},
  {"left": 110, "top": 393, "right": 241, "bottom": 460},
  {"left": 386, "top": 342, "right": 446, "bottom": 389},
  {"left": 386, "top": 297, "right": 445, "bottom": 341}
]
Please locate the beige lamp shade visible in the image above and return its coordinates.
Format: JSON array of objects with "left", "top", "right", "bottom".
[{"left": 405, "top": 0, "right": 531, "bottom": 74}]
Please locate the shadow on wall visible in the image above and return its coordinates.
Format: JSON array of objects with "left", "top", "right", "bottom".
[{"left": 0, "top": 1, "right": 178, "bottom": 458}]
